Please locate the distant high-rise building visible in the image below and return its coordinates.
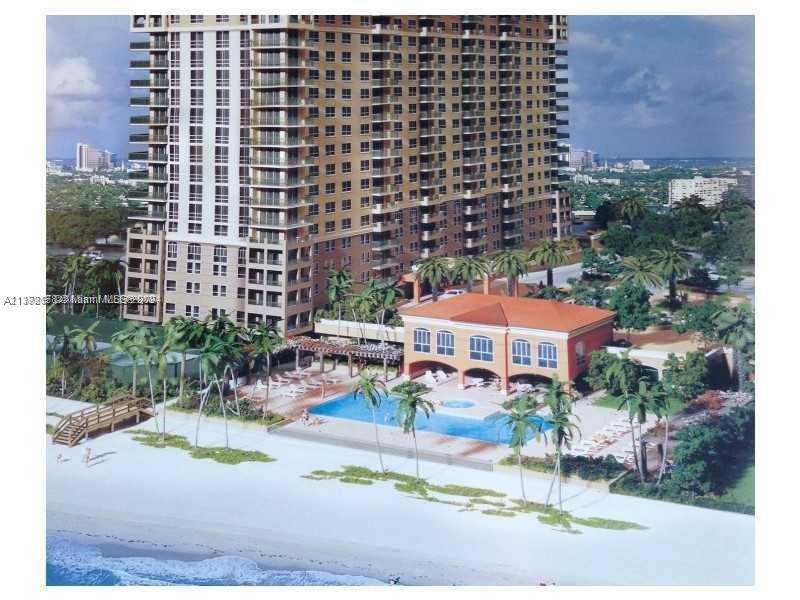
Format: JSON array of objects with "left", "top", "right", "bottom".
[
  {"left": 569, "top": 149, "right": 594, "bottom": 170},
  {"left": 75, "top": 142, "right": 114, "bottom": 171},
  {"left": 628, "top": 159, "right": 649, "bottom": 171},
  {"left": 124, "top": 14, "right": 571, "bottom": 333},
  {"left": 736, "top": 170, "right": 755, "bottom": 203},
  {"left": 668, "top": 176, "right": 737, "bottom": 207}
]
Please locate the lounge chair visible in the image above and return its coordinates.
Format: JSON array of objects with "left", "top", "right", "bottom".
[
  {"left": 435, "top": 369, "right": 451, "bottom": 383},
  {"left": 423, "top": 371, "right": 439, "bottom": 387}
]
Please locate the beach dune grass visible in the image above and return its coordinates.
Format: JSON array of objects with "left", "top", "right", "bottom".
[
  {"left": 304, "top": 465, "right": 646, "bottom": 533},
  {"left": 128, "top": 430, "right": 274, "bottom": 465}
]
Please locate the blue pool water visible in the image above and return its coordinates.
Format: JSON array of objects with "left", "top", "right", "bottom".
[
  {"left": 442, "top": 400, "right": 476, "bottom": 409},
  {"left": 310, "top": 392, "right": 552, "bottom": 445}
]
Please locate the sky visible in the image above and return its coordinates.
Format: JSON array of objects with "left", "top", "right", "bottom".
[{"left": 46, "top": 15, "right": 754, "bottom": 160}]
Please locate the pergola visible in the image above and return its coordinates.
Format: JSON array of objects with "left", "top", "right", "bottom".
[{"left": 290, "top": 336, "right": 403, "bottom": 381}]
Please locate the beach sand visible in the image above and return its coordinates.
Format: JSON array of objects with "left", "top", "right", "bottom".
[{"left": 46, "top": 401, "right": 755, "bottom": 586}]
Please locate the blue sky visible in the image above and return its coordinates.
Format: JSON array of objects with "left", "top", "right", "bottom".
[{"left": 46, "top": 15, "right": 754, "bottom": 160}]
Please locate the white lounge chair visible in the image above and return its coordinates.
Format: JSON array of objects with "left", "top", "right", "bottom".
[
  {"left": 423, "top": 371, "right": 439, "bottom": 387},
  {"left": 435, "top": 369, "right": 451, "bottom": 383}
]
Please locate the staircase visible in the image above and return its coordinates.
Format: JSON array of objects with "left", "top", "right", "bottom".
[{"left": 51, "top": 395, "right": 153, "bottom": 447}]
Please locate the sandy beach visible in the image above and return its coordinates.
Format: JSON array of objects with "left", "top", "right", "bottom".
[{"left": 46, "top": 398, "right": 754, "bottom": 586}]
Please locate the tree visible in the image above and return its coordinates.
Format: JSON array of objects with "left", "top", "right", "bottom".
[
  {"left": 326, "top": 266, "right": 352, "bottom": 337},
  {"left": 617, "top": 195, "right": 646, "bottom": 228},
  {"left": 713, "top": 303, "right": 755, "bottom": 392},
  {"left": 586, "top": 350, "right": 640, "bottom": 394},
  {"left": 600, "top": 225, "right": 635, "bottom": 256},
  {"left": 247, "top": 323, "right": 284, "bottom": 420},
  {"left": 491, "top": 249, "right": 528, "bottom": 296},
  {"left": 581, "top": 248, "right": 622, "bottom": 279},
  {"left": 501, "top": 394, "right": 543, "bottom": 503},
  {"left": 619, "top": 256, "right": 664, "bottom": 289},
  {"left": 528, "top": 240, "right": 569, "bottom": 287},
  {"left": 718, "top": 261, "right": 744, "bottom": 291},
  {"left": 624, "top": 379, "right": 666, "bottom": 481},
  {"left": 392, "top": 385, "right": 435, "bottom": 480},
  {"left": 414, "top": 256, "right": 451, "bottom": 301},
  {"left": 451, "top": 255, "right": 490, "bottom": 293},
  {"left": 354, "top": 370, "right": 389, "bottom": 473},
  {"left": 672, "top": 299, "right": 724, "bottom": 349},
  {"left": 647, "top": 247, "right": 691, "bottom": 307},
  {"left": 66, "top": 321, "right": 99, "bottom": 391},
  {"left": 111, "top": 323, "right": 150, "bottom": 396},
  {"left": 372, "top": 279, "right": 403, "bottom": 344},
  {"left": 543, "top": 377, "right": 581, "bottom": 511},
  {"left": 164, "top": 316, "right": 203, "bottom": 403},
  {"left": 141, "top": 328, "right": 163, "bottom": 435},
  {"left": 594, "top": 200, "right": 616, "bottom": 229},
  {"left": 566, "top": 278, "right": 609, "bottom": 308},
  {"left": 607, "top": 282, "right": 652, "bottom": 340},
  {"left": 602, "top": 353, "right": 644, "bottom": 480},
  {"left": 661, "top": 352, "right": 709, "bottom": 403}
]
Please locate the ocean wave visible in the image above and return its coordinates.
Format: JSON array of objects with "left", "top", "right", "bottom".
[{"left": 46, "top": 534, "right": 386, "bottom": 586}]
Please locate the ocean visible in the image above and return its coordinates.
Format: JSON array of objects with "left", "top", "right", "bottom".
[{"left": 46, "top": 534, "right": 386, "bottom": 586}]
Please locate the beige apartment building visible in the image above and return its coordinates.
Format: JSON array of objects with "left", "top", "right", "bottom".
[{"left": 124, "top": 14, "right": 570, "bottom": 336}]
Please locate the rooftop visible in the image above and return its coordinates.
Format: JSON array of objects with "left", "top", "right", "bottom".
[{"left": 400, "top": 293, "right": 615, "bottom": 333}]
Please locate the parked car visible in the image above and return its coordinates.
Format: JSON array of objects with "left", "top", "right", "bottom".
[{"left": 82, "top": 250, "right": 104, "bottom": 262}]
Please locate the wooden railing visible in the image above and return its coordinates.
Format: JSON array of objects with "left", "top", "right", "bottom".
[{"left": 52, "top": 395, "right": 152, "bottom": 447}]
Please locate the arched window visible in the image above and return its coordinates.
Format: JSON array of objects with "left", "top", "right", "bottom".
[
  {"left": 537, "top": 342, "right": 558, "bottom": 369},
  {"left": 436, "top": 330, "right": 455, "bottom": 356},
  {"left": 511, "top": 339, "right": 532, "bottom": 365},
  {"left": 413, "top": 328, "right": 431, "bottom": 353},
  {"left": 469, "top": 335, "right": 494, "bottom": 362},
  {"left": 575, "top": 341, "right": 586, "bottom": 366}
]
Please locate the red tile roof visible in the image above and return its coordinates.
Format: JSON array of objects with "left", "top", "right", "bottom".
[{"left": 401, "top": 293, "right": 615, "bottom": 333}]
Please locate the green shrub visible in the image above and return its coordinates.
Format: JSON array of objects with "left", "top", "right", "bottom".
[{"left": 500, "top": 453, "right": 626, "bottom": 481}]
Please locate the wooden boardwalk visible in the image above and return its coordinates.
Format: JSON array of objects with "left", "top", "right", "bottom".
[{"left": 51, "top": 395, "right": 153, "bottom": 447}]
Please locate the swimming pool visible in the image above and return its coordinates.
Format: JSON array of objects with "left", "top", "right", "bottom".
[{"left": 310, "top": 391, "right": 552, "bottom": 445}]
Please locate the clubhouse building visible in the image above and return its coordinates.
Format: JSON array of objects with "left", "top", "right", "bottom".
[{"left": 401, "top": 293, "right": 615, "bottom": 393}]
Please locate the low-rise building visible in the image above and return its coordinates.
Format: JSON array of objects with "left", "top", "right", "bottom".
[{"left": 400, "top": 293, "right": 615, "bottom": 393}]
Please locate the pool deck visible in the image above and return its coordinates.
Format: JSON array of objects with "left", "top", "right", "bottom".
[{"left": 268, "top": 370, "right": 647, "bottom": 469}]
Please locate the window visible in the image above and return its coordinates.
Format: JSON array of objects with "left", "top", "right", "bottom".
[
  {"left": 469, "top": 335, "right": 493, "bottom": 362},
  {"left": 537, "top": 342, "right": 558, "bottom": 369},
  {"left": 413, "top": 328, "right": 431, "bottom": 353},
  {"left": 436, "top": 330, "right": 454, "bottom": 356},
  {"left": 512, "top": 339, "right": 532, "bottom": 366}
]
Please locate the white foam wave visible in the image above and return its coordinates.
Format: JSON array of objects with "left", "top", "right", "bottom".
[{"left": 47, "top": 534, "right": 386, "bottom": 586}]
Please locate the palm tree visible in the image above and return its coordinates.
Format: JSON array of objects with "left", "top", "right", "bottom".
[
  {"left": 451, "top": 255, "right": 490, "bottom": 293},
  {"left": 392, "top": 385, "right": 436, "bottom": 480},
  {"left": 372, "top": 279, "right": 403, "bottom": 344},
  {"left": 619, "top": 256, "right": 664, "bottom": 288},
  {"left": 354, "top": 371, "right": 389, "bottom": 472},
  {"left": 247, "top": 323, "right": 284, "bottom": 420},
  {"left": 195, "top": 334, "right": 228, "bottom": 448},
  {"left": 68, "top": 321, "right": 99, "bottom": 391},
  {"left": 713, "top": 303, "right": 755, "bottom": 391},
  {"left": 502, "top": 394, "right": 542, "bottom": 503},
  {"left": 528, "top": 240, "right": 569, "bottom": 288},
  {"left": 673, "top": 194, "right": 706, "bottom": 219},
  {"left": 491, "top": 249, "right": 528, "bottom": 296},
  {"left": 163, "top": 316, "right": 199, "bottom": 404},
  {"left": 86, "top": 259, "right": 122, "bottom": 318},
  {"left": 111, "top": 323, "right": 149, "bottom": 396},
  {"left": 543, "top": 377, "right": 581, "bottom": 511},
  {"left": 625, "top": 379, "right": 666, "bottom": 481},
  {"left": 602, "top": 353, "right": 643, "bottom": 481},
  {"left": 141, "top": 329, "right": 162, "bottom": 434},
  {"left": 326, "top": 266, "right": 352, "bottom": 337},
  {"left": 618, "top": 195, "right": 646, "bottom": 228},
  {"left": 415, "top": 256, "right": 451, "bottom": 301},
  {"left": 62, "top": 254, "right": 88, "bottom": 315},
  {"left": 647, "top": 247, "right": 690, "bottom": 307}
]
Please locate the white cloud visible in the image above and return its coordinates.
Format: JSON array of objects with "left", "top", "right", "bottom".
[
  {"left": 47, "top": 56, "right": 109, "bottom": 132},
  {"left": 620, "top": 101, "right": 671, "bottom": 129},
  {"left": 569, "top": 31, "right": 623, "bottom": 56}
]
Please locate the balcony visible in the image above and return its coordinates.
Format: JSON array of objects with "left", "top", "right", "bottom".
[
  {"left": 129, "top": 115, "right": 167, "bottom": 126},
  {"left": 130, "top": 59, "right": 168, "bottom": 69},
  {"left": 129, "top": 132, "right": 167, "bottom": 143},
  {"left": 129, "top": 209, "right": 167, "bottom": 220},
  {"left": 129, "top": 40, "right": 168, "bottom": 51}
]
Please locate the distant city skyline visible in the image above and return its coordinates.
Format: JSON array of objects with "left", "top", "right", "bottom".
[{"left": 46, "top": 15, "right": 754, "bottom": 160}]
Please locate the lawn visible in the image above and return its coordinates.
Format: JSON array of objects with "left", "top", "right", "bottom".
[
  {"left": 721, "top": 465, "right": 755, "bottom": 507},
  {"left": 592, "top": 394, "right": 685, "bottom": 416},
  {"left": 47, "top": 313, "right": 163, "bottom": 343}
]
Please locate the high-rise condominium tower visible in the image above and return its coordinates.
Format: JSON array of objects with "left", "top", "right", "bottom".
[{"left": 125, "top": 14, "right": 570, "bottom": 336}]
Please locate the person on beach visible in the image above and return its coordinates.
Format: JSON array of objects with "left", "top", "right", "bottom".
[
  {"left": 301, "top": 408, "right": 310, "bottom": 426},
  {"left": 56, "top": 453, "right": 63, "bottom": 464},
  {"left": 82, "top": 447, "right": 91, "bottom": 467}
]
